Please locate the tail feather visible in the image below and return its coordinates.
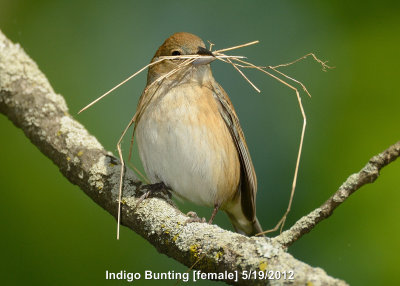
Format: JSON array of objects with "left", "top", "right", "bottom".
[
  {"left": 230, "top": 215, "right": 264, "bottom": 236},
  {"left": 226, "top": 204, "right": 264, "bottom": 236}
]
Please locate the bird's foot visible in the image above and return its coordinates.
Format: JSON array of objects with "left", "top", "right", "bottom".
[
  {"left": 135, "top": 182, "right": 172, "bottom": 207},
  {"left": 185, "top": 211, "right": 206, "bottom": 224}
]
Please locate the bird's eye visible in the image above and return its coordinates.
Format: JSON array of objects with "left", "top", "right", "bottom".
[{"left": 171, "top": 50, "right": 181, "bottom": 56}]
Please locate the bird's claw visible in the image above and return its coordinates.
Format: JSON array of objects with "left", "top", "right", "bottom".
[
  {"left": 135, "top": 182, "right": 172, "bottom": 207},
  {"left": 185, "top": 211, "right": 206, "bottom": 224}
]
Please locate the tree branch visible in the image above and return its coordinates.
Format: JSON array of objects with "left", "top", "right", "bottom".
[
  {"left": 0, "top": 29, "right": 374, "bottom": 285},
  {"left": 273, "top": 141, "right": 400, "bottom": 248}
]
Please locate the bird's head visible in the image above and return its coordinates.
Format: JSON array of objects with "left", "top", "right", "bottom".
[{"left": 147, "top": 32, "right": 215, "bottom": 85}]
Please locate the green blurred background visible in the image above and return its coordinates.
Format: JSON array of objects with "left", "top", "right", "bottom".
[{"left": 1, "top": 1, "right": 399, "bottom": 285}]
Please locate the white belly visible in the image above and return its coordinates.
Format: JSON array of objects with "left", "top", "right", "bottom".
[{"left": 135, "top": 83, "right": 239, "bottom": 207}]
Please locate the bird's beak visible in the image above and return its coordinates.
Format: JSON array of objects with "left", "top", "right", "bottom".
[{"left": 193, "top": 46, "right": 216, "bottom": 66}]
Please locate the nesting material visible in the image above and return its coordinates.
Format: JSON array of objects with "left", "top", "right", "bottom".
[{"left": 79, "top": 39, "right": 332, "bottom": 238}]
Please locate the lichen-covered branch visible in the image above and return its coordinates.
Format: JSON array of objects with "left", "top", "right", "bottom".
[
  {"left": 273, "top": 141, "right": 400, "bottom": 248},
  {"left": 0, "top": 29, "right": 347, "bottom": 285}
]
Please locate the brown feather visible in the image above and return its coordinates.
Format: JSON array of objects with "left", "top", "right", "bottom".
[{"left": 210, "top": 81, "right": 257, "bottom": 222}]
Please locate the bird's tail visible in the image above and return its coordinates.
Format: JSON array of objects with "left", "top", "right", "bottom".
[{"left": 226, "top": 204, "right": 264, "bottom": 236}]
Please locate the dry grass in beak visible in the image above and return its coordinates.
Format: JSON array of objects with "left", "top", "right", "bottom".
[
  {"left": 213, "top": 43, "right": 333, "bottom": 235},
  {"left": 211, "top": 42, "right": 333, "bottom": 235},
  {"left": 78, "top": 38, "right": 333, "bottom": 239}
]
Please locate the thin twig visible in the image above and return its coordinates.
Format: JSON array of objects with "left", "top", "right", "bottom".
[
  {"left": 158, "top": 55, "right": 244, "bottom": 60},
  {"left": 225, "top": 58, "right": 260, "bottom": 93},
  {"left": 116, "top": 116, "right": 136, "bottom": 240},
  {"left": 78, "top": 58, "right": 166, "bottom": 114},
  {"left": 213, "top": 40, "right": 259, "bottom": 53},
  {"left": 207, "top": 40, "right": 215, "bottom": 52},
  {"left": 128, "top": 161, "right": 149, "bottom": 184},
  {"left": 270, "top": 52, "right": 334, "bottom": 72},
  {"left": 268, "top": 66, "right": 312, "bottom": 98},
  {"left": 273, "top": 141, "right": 400, "bottom": 248}
]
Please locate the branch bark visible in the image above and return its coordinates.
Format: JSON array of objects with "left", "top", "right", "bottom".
[{"left": 5, "top": 29, "right": 397, "bottom": 285}]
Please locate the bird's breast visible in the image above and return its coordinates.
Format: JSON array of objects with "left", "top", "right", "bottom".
[{"left": 135, "top": 82, "right": 240, "bottom": 207}]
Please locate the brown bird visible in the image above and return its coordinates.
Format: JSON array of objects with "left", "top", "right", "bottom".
[{"left": 135, "top": 32, "right": 263, "bottom": 236}]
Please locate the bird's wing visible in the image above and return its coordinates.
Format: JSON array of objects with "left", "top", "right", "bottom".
[{"left": 211, "top": 81, "right": 257, "bottom": 222}]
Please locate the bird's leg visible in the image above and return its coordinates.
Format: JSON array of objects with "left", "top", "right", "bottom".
[
  {"left": 208, "top": 203, "right": 221, "bottom": 224},
  {"left": 185, "top": 199, "right": 221, "bottom": 225}
]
